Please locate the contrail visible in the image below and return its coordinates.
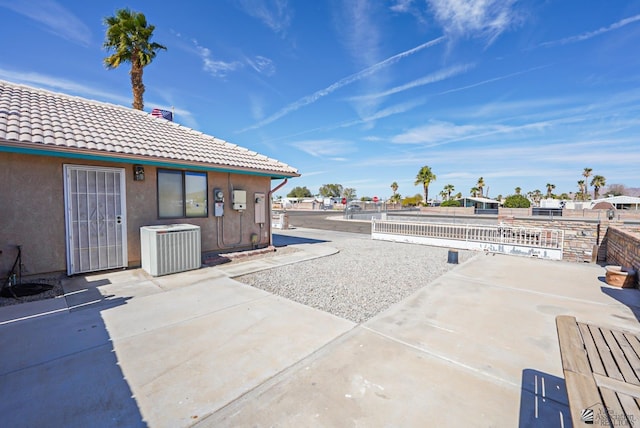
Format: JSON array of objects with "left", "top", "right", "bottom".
[{"left": 238, "top": 36, "right": 446, "bottom": 133}]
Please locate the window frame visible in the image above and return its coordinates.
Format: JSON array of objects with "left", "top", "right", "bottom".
[{"left": 157, "top": 169, "right": 208, "bottom": 219}]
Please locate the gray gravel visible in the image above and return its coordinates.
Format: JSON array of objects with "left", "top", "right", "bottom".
[{"left": 236, "top": 233, "right": 475, "bottom": 323}]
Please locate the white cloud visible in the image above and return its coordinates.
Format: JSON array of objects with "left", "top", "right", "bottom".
[
  {"left": 192, "top": 40, "right": 275, "bottom": 78},
  {"left": 194, "top": 43, "right": 242, "bottom": 78},
  {"left": 390, "top": 0, "right": 415, "bottom": 13},
  {"left": 0, "top": 0, "right": 91, "bottom": 46},
  {"left": 291, "top": 139, "right": 357, "bottom": 158},
  {"left": 392, "top": 120, "right": 485, "bottom": 144},
  {"left": 246, "top": 56, "right": 276, "bottom": 76},
  {"left": 540, "top": 14, "right": 640, "bottom": 47},
  {"left": 236, "top": 0, "right": 292, "bottom": 35},
  {"left": 0, "top": 67, "right": 130, "bottom": 105},
  {"left": 351, "top": 63, "right": 474, "bottom": 101},
  {"left": 239, "top": 36, "right": 445, "bottom": 132},
  {"left": 426, "top": 0, "right": 520, "bottom": 44}
]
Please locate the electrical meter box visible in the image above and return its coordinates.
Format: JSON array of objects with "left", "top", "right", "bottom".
[
  {"left": 254, "top": 192, "right": 266, "bottom": 223},
  {"left": 213, "top": 188, "right": 224, "bottom": 216},
  {"left": 233, "top": 190, "right": 247, "bottom": 210}
]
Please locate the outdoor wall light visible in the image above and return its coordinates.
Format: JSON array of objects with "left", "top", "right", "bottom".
[{"left": 133, "top": 164, "right": 145, "bottom": 181}]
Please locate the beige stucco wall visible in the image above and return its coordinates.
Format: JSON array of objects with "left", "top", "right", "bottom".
[{"left": 0, "top": 152, "right": 273, "bottom": 276}]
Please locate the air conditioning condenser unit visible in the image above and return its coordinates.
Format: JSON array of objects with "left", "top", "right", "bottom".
[{"left": 140, "top": 224, "right": 201, "bottom": 276}]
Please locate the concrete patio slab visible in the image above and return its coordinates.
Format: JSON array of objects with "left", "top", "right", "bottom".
[
  {"left": 203, "top": 328, "right": 521, "bottom": 427},
  {"left": 2, "top": 228, "right": 640, "bottom": 428},
  {"left": 111, "top": 294, "right": 354, "bottom": 427}
]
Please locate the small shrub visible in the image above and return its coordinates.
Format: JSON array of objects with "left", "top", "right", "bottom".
[
  {"left": 503, "top": 194, "right": 531, "bottom": 208},
  {"left": 440, "top": 199, "right": 461, "bottom": 207}
]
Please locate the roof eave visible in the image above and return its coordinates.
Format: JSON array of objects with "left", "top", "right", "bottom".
[{"left": 0, "top": 141, "right": 301, "bottom": 179}]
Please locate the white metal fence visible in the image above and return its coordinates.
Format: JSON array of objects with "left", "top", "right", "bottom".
[{"left": 371, "top": 220, "right": 564, "bottom": 260}]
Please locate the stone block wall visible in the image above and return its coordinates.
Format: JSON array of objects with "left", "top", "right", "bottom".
[
  {"left": 510, "top": 218, "right": 604, "bottom": 263},
  {"left": 605, "top": 227, "right": 640, "bottom": 288}
]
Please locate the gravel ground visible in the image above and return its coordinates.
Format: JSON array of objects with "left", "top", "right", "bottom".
[{"left": 236, "top": 236, "right": 476, "bottom": 323}]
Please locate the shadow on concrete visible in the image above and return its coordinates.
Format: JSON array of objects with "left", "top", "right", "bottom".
[
  {"left": 0, "top": 294, "right": 146, "bottom": 427},
  {"left": 600, "top": 286, "right": 640, "bottom": 322},
  {"left": 518, "top": 369, "right": 572, "bottom": 427},
  {"left": 273, "top": 233, "right": 328, "bottom": 247}
]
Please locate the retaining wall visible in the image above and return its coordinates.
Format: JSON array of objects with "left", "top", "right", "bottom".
[{"left": 604, "top": 227, "right": 640, "bottom": 288}]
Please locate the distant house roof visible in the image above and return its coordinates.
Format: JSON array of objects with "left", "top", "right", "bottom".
[
  {"left": 458, "top": 197, "right": 500, "bottom": 204},
  {"left": 0, "top": 80, "right": 299, "bottom": 178},
  {"left": 590, "top": 195, "right": 640, "bottom": 208}
]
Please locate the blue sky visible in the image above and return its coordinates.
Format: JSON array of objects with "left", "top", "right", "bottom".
[{"left": 1, "top": 1, "right": 639, "bottom": 200}]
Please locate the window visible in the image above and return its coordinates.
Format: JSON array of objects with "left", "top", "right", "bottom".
[{"left": 158, "top": 169, "right": 207, "bottom": 218}]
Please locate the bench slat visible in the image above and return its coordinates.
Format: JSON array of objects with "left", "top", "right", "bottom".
[
  {"left": 564, "top": 370, "right": 606, "bottom": 427},
  {"left": 591, "top": 325, "right": 625, "bottom": 381},
  {"left": 557, "top": 316, "right": 592, "bottom": 375},
  {"left": 600, "top": 387, "right": 627, "bottom": 426},
  {"left": 579, "top": 322, "right": 606, "bottom": 376},
  {"left": 614, "top": 390, "right": 640, "bottom": 426},
  {"left": 624, "top": 333, "right": 640, "bottom": 380},
  {"left": 606, "top": 329, "right": 640, "bottom": 386},
  {"left": 594, "top": 373, "right": 640, "bottom": 399}
]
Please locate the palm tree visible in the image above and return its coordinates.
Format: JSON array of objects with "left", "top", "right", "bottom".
[
  {"left": 591, "top": 175, "right": 606, "bottom": 200},
  {"left": 470, "top": 187, "right": 480, "bottom": 197},
  {"left": 476, "top": 177, "right": 485, "bottom": 198},
  {"left": 414, "top": 166, "right": 436, "bottom": 205},
  {"left": 515, "top": 187, "right": 521, "bottom": 195},
  {"left": 390, "top": 182, "right": 398, "bottom": 196},
  {"left": 577, "top": 180, "right": 586, "bottom": 201},
  {"left": 582, "top": 167, "right": 592, "bottom": 200},
  {"left": 103, "top": 8, "right": 167, "bottom": 110},
  {"left": 545, "top": 183, "right": 555, "bottom": 198},
  {"left": 443, "top": 184, "right": 455, "bottom": 200}
]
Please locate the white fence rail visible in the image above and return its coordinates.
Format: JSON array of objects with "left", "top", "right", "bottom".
[{"left": 372, "top": 220, "right": 564, "bottom": 260}]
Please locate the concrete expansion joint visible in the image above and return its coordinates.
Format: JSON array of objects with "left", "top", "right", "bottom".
[
  {"left": 195, "top": 323, "right": 359, "bottom": 426},
  {"left": 443, "top": 270, "right": 627, "bottom": 309},
  {"left": 361, "top": 326, "right": 520, "bottom": 390},
  {"left": 0, "top": 340, "right": 112, "bottom": 379}
]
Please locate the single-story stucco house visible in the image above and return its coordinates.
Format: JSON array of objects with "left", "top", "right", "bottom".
[
  {"left": 456, "top": 197, "right": 500, "bottom": 210},
  {"left": 0, "top": 80, "right": 299, "bottom": 277}
]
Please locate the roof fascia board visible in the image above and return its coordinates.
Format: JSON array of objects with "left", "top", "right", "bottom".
[{"left": 0, "top": 143, "right": 299, "bottom": 179}]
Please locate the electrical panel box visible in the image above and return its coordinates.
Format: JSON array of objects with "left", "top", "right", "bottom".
[
  {"left": 213, "top": 188, "right": 224, "bottom": 216},
  {"left": 233, "top": 190, "right": 247, "bottom": 210},
  {"left": 254, "top": 192, "right": 266, "bottom": 224}
]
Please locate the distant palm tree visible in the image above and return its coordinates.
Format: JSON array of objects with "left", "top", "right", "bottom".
[
  {"left": 415, "top": 166, "right": 436, "bottom": 204},
  {"left": 532, "top": 189, "right": 542, "bottom": 204},
  {"left": 390, "top": 181, "right": 398, "bottom": 197},
  {"left": 439, "top": 190, "right": 447, "bottom": 201},
  {"left": 476, "top": 177, "right": 485, "bottom": 198},
  {"left": 470, "top": 187, "right": 480, "bottom": 197},
  {"left": 546, "top": 183, "right": 556, "bottom": 198},
  {"left": 103, "top": 8, "right": 167, "bottom": 110},
  {"left": 582, "top": 167, "right": 592, "bottom": 200},
  {"left": 443, "top": 184, "right": 455, "bottom": 200},
  {"left": 577, "top": 180, "right": 586, "bottom": 200},
  {"left": 590, "top": 175, "right": 606, "bottom": 200},
  {"left": 515, "top": 187, "right": 521, "bottom": 195}
]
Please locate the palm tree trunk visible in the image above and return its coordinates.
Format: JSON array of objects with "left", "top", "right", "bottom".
[{"left": 130, "top": 57, "right": 145, "bottom": 110}]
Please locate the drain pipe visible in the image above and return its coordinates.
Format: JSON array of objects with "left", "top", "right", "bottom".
[{"left": 268, "top": 178, "right": 288, "bottom": 247}]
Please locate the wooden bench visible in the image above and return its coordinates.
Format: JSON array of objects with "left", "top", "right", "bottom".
[{"left": 556, "top": 315, "right": 640, "bottom": 427}]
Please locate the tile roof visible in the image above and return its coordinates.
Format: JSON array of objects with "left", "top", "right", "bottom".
[{"left": 0, "top": 80, "right": 299, "bottom": 178}]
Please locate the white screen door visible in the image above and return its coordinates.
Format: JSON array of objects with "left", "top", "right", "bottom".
[{"left": 64, "top": 165, "right": 128, "bottom": 275}]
